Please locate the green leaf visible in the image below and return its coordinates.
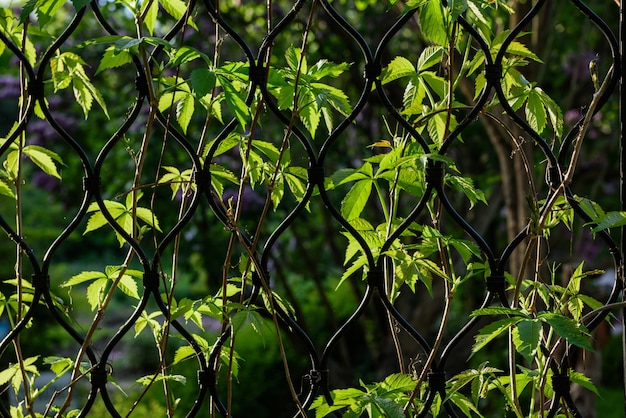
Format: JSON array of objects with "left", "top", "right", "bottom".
[
  {"left": 471, "top": 307, "right": 529, "bottom": 317},
  {"left": 449, "top": 0, "right": 468, "bottom": 21},
  {"left": 176, "top": 93, "right": 195, "bottom": 133},
  {"left": 141, "top": 0, "right": 158, "bottom": 35},
  {"left": 62, "top": 271, "right": 107, "bottom": 287},
  {"left": 160, "top": 0, "right": 188, "bottom": 21},
  {"left": 0, "top": 180, "right": 14, "bottom": 199},
  {"left": 118, "top": 274, "right": 140, "bottom": 299},
  {"left": 44, "top": 356, "right": 73, "bottom": 377},
  {"left": 83, "top": 210, "right": 109, "bottom": 235},
  {"left": 569, "top": 371, "right": 599, "bottom": 396},
  {"left": 506, "top": 41, "right": 543, "bottom": 63},
  {"left": 220, "top": 78, "right": 248, "bottom": 130},
  {"left": 86, "top": 278, "right": 108, "bottom": 310},
  {"left": 191, "top": 68, "right": 216, "bottom": 98},
  {"left": 512, "top": 319, "right": 541, "bottom": 364},
  {"left": 526, "top": 88, "right": 547, "bottom": 133},
  {"left": 171, "top": 46, "right": 212, "bottom": 66},
  {"left": 341, "top": 179, "right": 373, "bottom": 221},
  {"left": 538, "top": 312, "right": 592, "bottom": 351},
  {"left": 173, "top": 345, "right": 196, "bottom": 365},
  {"left": 417, "top": 46, "right": 444, "bottom": 72},
  {"left": 472, "top": 317, "right": 523, "bottom": 355},
  {"left": 380, "top": 56, "right": 415, "bottom": 85},
  {"left": 23, "top": 145, "right": 63, "bottom": 179},
  {"left": 446, "top": 175, "right": 486, "bottom": 208},
  {"left": 592, "top": 211, "right": 626, "bottom": 232},
  {"left": 71, "top": 0, "right": 91, "bottom": 12},
  {"left": 96, "top": 46, "right": 133, "bottom": 75},
  {"left": 419, "top": 0, "right": 448, "bottom": 46}
]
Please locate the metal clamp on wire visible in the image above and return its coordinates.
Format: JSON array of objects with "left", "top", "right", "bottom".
[
  {"left": 83, "top": 176, "right": 101, "bottom": 194},
  {"left": 364, "top": 62, "right": 382, "bottom": 80},
  {"left": 366, "top": 266, "right": 384, "bottom": 288},
  {"left": 484, "top": 64, "right": 503, "bottom": 84},
  {"left": 143, "top": 269, "right": 160, "bottom": 292},
  {"left": 307, "top": 166, "right": 325, "bottom": 187},
  {"left": 551, "top": 374, "right": 571, "bottom": 396},
  {"left": 248, "top": 64, "right": 267, "bottom": 86},
  {"left": 90, "top": 365, "right": 108, "bottom": 389},
  {"left": 197, "top": 369, "right": 211, "bottom": 387},
  {"left": 427, "top": 371, "right": 446, "bottom": 393},
  {"left": 425, "top": 161, "right": 444, "bottom": 188},
  {"left": 32, "top": 273, "right": 50, "bottom": 293},
  {"left": 27, "top": 79, "right": 44, "bottom": 98},
  {"left": 486, "top": 274, "right": 505, "bottom": 294}
]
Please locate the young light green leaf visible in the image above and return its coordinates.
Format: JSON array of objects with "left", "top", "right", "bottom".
[
  {"left": 419, "top": 0, "right": 448, "bottom": 46},
  {"left": 417, "top": 46, "right": 444, "bottom": 72},
  {"left": 86, "top": 278, "right": 108, "bottom": 310},
  {"left": 96, "top": 46, "right": 133, "bottom": 75},
  {"left": 380, "top": 56, "right": 415, "bottom": 85},
  {"left": 176, "top": 92, "right": 195, "bottom": 134},
  {"left": 23, "top": 145, "right": 63, "bottom": 179},
  {"left": 341, "top": 179, "right": 373, "bottom": 221},
  {"left": 0, "top": 180, "right": 14, "bottom": 199},
  {"left": 62, "top": 271, "right": 107, "bottom": 287}
]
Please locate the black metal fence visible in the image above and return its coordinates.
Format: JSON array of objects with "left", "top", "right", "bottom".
[{"left": 0, "top": 0, "right": 624, "bottom": 417}]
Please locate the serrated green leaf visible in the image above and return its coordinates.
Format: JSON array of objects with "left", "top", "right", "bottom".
[
  {"left": 417, "top": 46, "right": 444, "bottom": 72},
  {"left": 449, "top": 0, "right": 468, "bottom": 21},
  {"left": 538, "top": 312, "right": 592, "bottom": 351},
  {"left": 512, "top": 319, "right": 541, "bottom": 364},
  {"left": 96, "top": 46, "right": 133, "bottom": 75},
  {"left": 176, "top": 92, "right": 195, "bottom": 133},
  {"left": 83, "top": 211, "right": 109, "bottom": 235},
  {"left": 161, "top": 0, "right": 188, "bottom": 20},
  {"left": 569, "top": 371, "right": 599, "bottom": 396},
  {"left": 191, "top": 68, "right": 216, "bottom": 98},
  {"left": 446, "top": 175, "right": 486, "bottom": 208},
  {"left": 341, "top": 179, "right": 373, "bottom": 221},
  {"left": 220, "top": 78, "right": 248, "bottom": 129},
  {"left": 23, "top": 145, "right": 63, "bottom": 179},
  {"left": 44, "top": 356, "right": 73, "bottom": 376},
  {"left": 506, "top": 41, "right": 543, "bottom": 63},
  {"left": 472, "top": 317, "right": 523, "bottom": 355},
  {"left": 471, "top": 307, "right": 529, "bottom": 317},
  {"left": 62, "top": 271, "right": 107, "bottom": 287},
  {"left": 380, "top": 56, "right": 415, "bottom": 85},
  {"left": 86, "top": 278, "right": 108, "bottom": 310},
  {"left": 172, "top": 345, "right": 198, "bottom": 364},
  {"left": 0, "top": 180, "right": 14, "bottom": 199},
  {"left": 141, "top": 0, "right": 158, "bottom": 35},
  {"left": 526, "top": 88, "right": 547, "bottom": 133},
  {"left": 419, "top": 0, "right": 447, "bottom": 46},
  {"left": 171, "top": 46, "right": 212, "bottom": 66},
  {"left": 118, "top": 274, "right": 140, "bottom": 299},
  {"left": 592, "top": 211, "right": 626, "bottom": 232}
]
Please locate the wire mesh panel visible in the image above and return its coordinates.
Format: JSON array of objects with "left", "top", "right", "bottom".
[{"left": 0, "top": 0, "right": 623, "bottom": 417}]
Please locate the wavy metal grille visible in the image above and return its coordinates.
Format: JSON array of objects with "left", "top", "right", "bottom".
[{"left": 0, "top": 0, "right": 623, "bottom": 417}]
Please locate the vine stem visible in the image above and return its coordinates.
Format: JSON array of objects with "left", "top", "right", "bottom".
[
  {"left": 508, "top": 64, "right": 615, "bottom": 418},
  {"left": 13, "top": 18, "right": 36, "bottom": 418}
]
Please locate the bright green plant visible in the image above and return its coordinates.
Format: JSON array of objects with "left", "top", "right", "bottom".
[{"left": 0, "top": 0, "right": 621, "bottom": 417}]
